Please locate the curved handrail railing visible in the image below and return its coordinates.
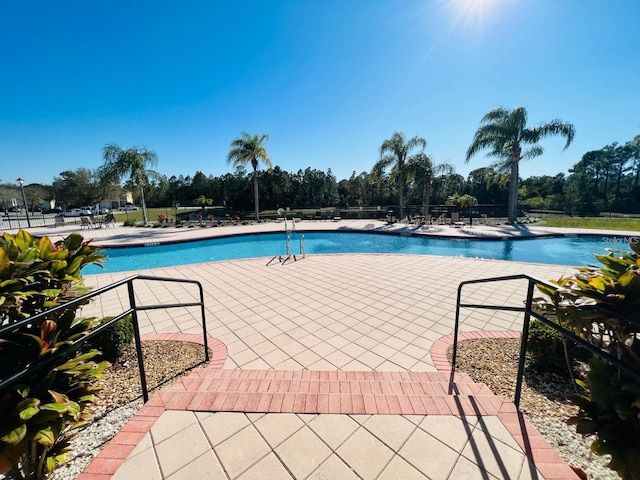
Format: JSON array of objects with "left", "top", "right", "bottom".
[
  {"left": 453, "top": 274, "right": 640, "bottom": 408},
  {"left": 0, "top": 274, "right": 209, "bottom": 403}
]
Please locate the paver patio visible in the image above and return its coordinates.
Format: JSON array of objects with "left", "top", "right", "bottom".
[
  {"left": 76, "top": 251, "right": 579, "bottom": 480},
  {"left": 7, "top": 220, "right": 594, "bottom": 479}
]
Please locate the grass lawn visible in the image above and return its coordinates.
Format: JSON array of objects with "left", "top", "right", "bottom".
[
  {"left": 112, "top": 207, "right": 199, "bottom": 223},
  {"left": 539, "top": 217, "right": 640, "bottom": 231}
]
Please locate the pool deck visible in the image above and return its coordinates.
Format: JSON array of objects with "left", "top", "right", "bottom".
[
  {"left": 8, "top": 216, "right": 638, "bottom": 248},
  {"left": 9, "top": 220, "right": 634, "bottom": 480}
]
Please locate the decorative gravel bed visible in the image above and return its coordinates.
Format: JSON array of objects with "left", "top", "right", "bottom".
[
  {"left": 448, "top": 338, "right": 620, "bottom": 480},
  {"left": 49, "top": 341, "right": 209, "bottom": 480}
]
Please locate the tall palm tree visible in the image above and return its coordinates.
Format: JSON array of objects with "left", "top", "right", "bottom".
[
  {"left": 227, "top": 133, "right": 271, "bottom": 221},
  {"left": 407, "top": 154, "right": 454, "bottom": 216},
  {"left": 466, "top": 107, "right": 574, "bottom": 223},
  {"left": 371, "top": 132, "right": 427, "bottom": 220},
  {"left": 99, "top": 144, "right": 159, "bottom": 225}
]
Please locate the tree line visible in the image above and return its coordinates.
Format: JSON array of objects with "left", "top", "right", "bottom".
[{"left": 2, "top": 107, "right": 639, "bottom": 221}]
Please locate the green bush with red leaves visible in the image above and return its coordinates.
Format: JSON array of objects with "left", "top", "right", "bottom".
[
  {"left": 537, "top": 240, "right": 640, "bottom": 480},
  {"left": 0, "top": 230, "right": 107, "bottom": 480}
]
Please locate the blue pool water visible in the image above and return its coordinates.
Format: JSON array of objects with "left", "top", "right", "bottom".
[{"left": 82, "top": 232, "right": 633, "bottom": 274}]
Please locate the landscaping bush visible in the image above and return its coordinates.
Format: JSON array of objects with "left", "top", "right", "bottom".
[
  {"left": 536, "top": 241, "right": 640, "bottom": 479},
  {"left": 527, "top": 319, "right": 591, "bottom": 375},
  {"left": 123, "top": 219, "right": 137, "bottom": 227},
  {"left": 0, "top": 230, "right": 108, "bottom": 480},
  {"left": 86, "top": 315, "right": 134, "bottom": 361}
]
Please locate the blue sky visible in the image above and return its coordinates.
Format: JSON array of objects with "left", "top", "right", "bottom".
[{"left": 1, "top": 0, "right": 638, "bottom": 186}]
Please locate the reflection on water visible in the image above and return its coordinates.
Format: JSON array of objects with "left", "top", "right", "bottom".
[{"left": 502, "top": 240, "right": 514, "bottom": 261}]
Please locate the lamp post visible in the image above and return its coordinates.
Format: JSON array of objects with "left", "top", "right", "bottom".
[{"left": 16, "top": 178, "right": 31, "bottom": 228}]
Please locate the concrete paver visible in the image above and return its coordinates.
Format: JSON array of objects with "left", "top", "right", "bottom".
[
  {"left": 236, "top": 453, "right": 293, "bottom": 480},
  {"left": 253, "top": 413, "right": 305, "bottom": 448},
  {"left": 214, "top": 424, "right": 271, "bottom": 479},
  {"left": 275, "top": 427, "right": 332, "bottom": 479},
  {"left": 306, "top": 414, "right": 360, "bottom": 449},
  {"left": 399, "top": 427, "right": 461, "bottom": 479},
  {"left": 336, "top": 427, "right": 395, "bottom": 479}
]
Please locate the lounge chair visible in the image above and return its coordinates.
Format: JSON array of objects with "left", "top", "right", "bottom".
[
  {"left": 104, "top": 213, "right": 116, "bottom": 227},
  {"left": 420, "top": 214, "right": 432, "bottom": 228},
  {"left": 80, "top": 216, "right": 94, "bottom": 230}
]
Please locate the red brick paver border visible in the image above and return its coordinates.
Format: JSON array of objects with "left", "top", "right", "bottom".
[
  {"left": 77, "top": 333, "right": 226, "bottom": 480},
  {"left": 430, "top": 330, "right": 577, "bottom": 480},
  {"left": 79, "top": 331, "right": 577, "bottom": 480}
]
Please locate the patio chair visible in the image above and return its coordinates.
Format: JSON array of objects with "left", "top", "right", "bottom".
[
  {"left": 80, "top": 216, "right": 94, "bottom": 230},
  {"left": 451, "top": 212, "right": 465, "bottom": 227}
]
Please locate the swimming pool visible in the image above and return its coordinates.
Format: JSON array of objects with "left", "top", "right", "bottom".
[{"left": 82, "top": 232, "right": 632, "bottom": 274}]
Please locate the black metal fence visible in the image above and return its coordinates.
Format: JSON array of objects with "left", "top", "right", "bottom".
[{"left": 0, "top": 214, "right": 83, "bottom": 229}]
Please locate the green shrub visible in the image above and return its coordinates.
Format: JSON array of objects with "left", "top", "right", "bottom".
[
  {"left": 527, "top": 319, "right": 590, "bottom": 375},
  {"left": 123, "top": 219, "right": 137, "bottom": 227},
  {"left": 527, "top": 319, "right": 567, "bottom": 372},
  {"left": 537, "top": 241, "right": 640, "bottom": 479},
  {"left": 0, "top": 230, "right": 108, "bottom": 479},
  {"left": 87, "top": 315, "right": 134, "bottom": 361}
]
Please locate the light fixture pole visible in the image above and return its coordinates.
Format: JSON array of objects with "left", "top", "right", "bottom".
[{"left": 16, "top": 178, "right": 31, "bottom": 228}]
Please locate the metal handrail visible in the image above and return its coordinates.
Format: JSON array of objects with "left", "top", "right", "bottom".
[
  {"left": 0, "top": 274, "right": 209, "bottom": 403},
  {"left": 453, "top": 274, "right": 640, "bottom": 408}
]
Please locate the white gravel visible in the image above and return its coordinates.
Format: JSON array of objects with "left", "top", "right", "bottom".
[{"left": 49, "top": 405, "right": 140, "bottom": 480}]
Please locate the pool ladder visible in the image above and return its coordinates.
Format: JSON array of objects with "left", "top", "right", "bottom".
[{"left": 266, "top": 217, "right": 305, "bottom": 265}]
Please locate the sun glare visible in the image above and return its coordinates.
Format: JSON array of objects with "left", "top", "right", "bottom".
[{"left": 445, "top": 0, "right": 503, "bottom": 34}]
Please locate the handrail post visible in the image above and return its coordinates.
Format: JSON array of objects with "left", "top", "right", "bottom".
[
  {"left": 128, "top": 280, "right": 149, "bottom": 403},
  {"left": 451, "top": 283, "right": 464, "bottom": 370},
  {"left": 197, "top": 282, "right": 209, "bottom": 362},
  {"left": 514, "top": 279, "right": 535, "bottom": 409}
]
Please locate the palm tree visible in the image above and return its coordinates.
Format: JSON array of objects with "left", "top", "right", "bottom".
[
  {"left": 227, "top": 133, "right": 271, "bottom": 221},
  {"left": 466, "top": 107, "right": 574, "bottom": 223},
  {"left": 99, "top": 144, "right": 160, "bottom": 225},
  {"left": 407, "top": 154, "right": 454, "bottom": 216},
  {"left": 371, "top": 132, "right": 427, "bottom": 220},
  {"left": 193, "top": 195, "right": 213, "bottom": 216}
]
